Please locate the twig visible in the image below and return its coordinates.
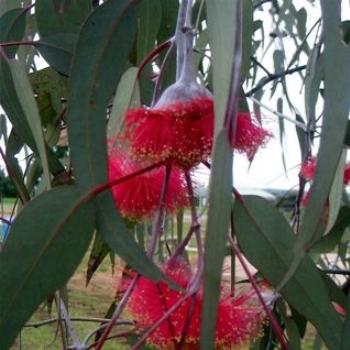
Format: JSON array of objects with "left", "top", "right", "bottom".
[
  {"left": 137, "top": 39, "right": 172, "bottom": 78},
  {"left": 320, "top": 269, "right": 350, "bottom": 276},
  {"left": 248, "top": 96, "right": 308, "bottom": 131},
  {"left": 59, "top": 297, "right": 81, "bottom": 348},
  {"left": 147, "top": 164, "right": 171, "bottom": 257},
  {"left": 245, "top": 65, "right": 306, "bottom": 96},
  {"left": 151, "top": 40, "right": 176, "bottom": 106},
  {"left": 0, "top": 40, "right": 36, "bottom": 47},
  {"left": 250, "top": 55, "right": 272, "bottom": 76},
  {"left": 24, "top": 317, "right": 132, "bottom": 328},
  {"left": 94, "top": 275, "right": 139, "bottom": 350},
  {"left": 228, "top": 237, "right": 288, "bottom": 350}
]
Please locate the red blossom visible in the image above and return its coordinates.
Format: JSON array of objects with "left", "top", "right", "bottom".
[
  {"left": 124, "top": 97, "right": 214, "bottom": 169},
  {"left": 108, "top": 150, "right": 188, "bottom": 220},
  {"left": 126, "top": 259, "right": 266, "bottom": 349},
  {"left": 300, "top": 158, "right": 316, "bottom": 181},
  {"left": 123, "top": 98, "right": 271, "bottom": 169},
  {"left": 300, "top": 158, "right": 350, "bottom": 185},
  {"left": 234, "top": 112, "right": 272, "bottom": 159}
]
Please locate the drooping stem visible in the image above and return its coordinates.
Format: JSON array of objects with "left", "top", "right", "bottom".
[
  {"left": 147, "top": 164, "right": 172, "bottom": 257},
  {"left": 0, "top": 40, "right": 36, "bottom": 47},
  {"left": 137, "top": 39, "right": 173, "bottom": 78},
  {"left": 169, "top": 223, "right": 199, "bottom": 262},
  {"left": 228, "top": 236, "right": 288, "bottom": 350},
  {"left": 95, "top": 274, "right": 139, "bottom": 350},
  {"left": 185, "top": 172, "right": 203, "bottom": 289},
  {"left": 151, "top": 41, "right": 176, "bottom": 106}
]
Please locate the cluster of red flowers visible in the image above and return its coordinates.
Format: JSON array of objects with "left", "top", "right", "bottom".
[
  {"left": 107, "top": 95, "right": 270, "bottom": 220},
  {"left": 125, "top": 259, "right": 266, "bottom": 349}
]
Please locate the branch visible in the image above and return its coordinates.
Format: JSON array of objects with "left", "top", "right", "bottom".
[
  {"left": 24, "top": 317, "right": 132, "bottom": 328},
  {"left": 245, "top": 65, "right": 307, "bottom": 97}
]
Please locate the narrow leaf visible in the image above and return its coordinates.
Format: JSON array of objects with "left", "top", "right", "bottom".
[
  {"left": 0, "top": 186, "right": 95, "bottom": 350},
  {"left": 66, "top": 0, "right": 163, "bottom": 281},
  {"left": 234, "top": 195, "right": 343, "bottom": 349},
  {"left": 108, "top": 66, "right": 140, "bottom": 137},
  {"left": 0, "top": 7, "right": 27, "bottom": 58}
]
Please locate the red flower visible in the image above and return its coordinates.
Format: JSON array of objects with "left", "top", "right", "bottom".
[
  {"left": 300, "top": 158, "right": 316, "bottom": 181},
  {"left": 123, "top": 98, "right": 270, "bottom": 169},
  {"left": 234, "top": 113, "right": 271, "bottom": 159},
  {"left": 300, "top": 158, "right": 350, "bottom": 185},
  {"left": 124, "top": 97, "right": 214, "bottom": 169},
  {"left": 126, "top": 259, "right": 265, "bottom": 349},
  {"left": 108, "top": 150, "right": 188, "bottom": 220}
]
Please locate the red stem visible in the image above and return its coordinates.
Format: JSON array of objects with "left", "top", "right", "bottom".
[
  {"left": 0, "top": 40, "right": 36, "bottom": 47},
  {"left": 137, "top": 39, "right": 173, "bottom": 78},
  {"left": 87, "top": 330, "right": 136, "bottom": 350},
  {"left": 90, "top": 161, "right": 164, "bottom": 198},
  {"left": 147, "top": 164, "right": 171, "bottom": 257},
  {"left": 228, "top": 237, "right": 288, "bottom": 350},
  {"left": 95, "top": 275, "right": 139, "bottom": 350}
]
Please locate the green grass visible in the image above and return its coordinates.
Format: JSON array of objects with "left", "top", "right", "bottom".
[{"left": 10, "top": 250, "right": 128, "bottom": 350}]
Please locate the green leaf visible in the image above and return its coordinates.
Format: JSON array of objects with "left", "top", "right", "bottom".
[
  {"left": 241, "top": 1, "right": 253, "bottom": 79},
  {"left": 0, "top": 7, "right": 27, "bottom": 58},
  {"left": 206, "top": 0, "right": 238, "bottom": 132},
  {"left": 108, "top": 66, "right": 140, "bottom": 137},
  {"left": 312, "top": 206, "right": 350, "bottom": 254},
  {"left": 304, "top": 50, "right": 323, "bottom": 123},
  {"left": 296, "top": 8, "right": 307, "bottom": 39},
  {"left": 273, "top": 49, "right": 284, "bottom": 74},
  {"left": 341, "top": 294, "right": 350, "bottom": 349},
  {"left": 0, "top": 52, "right": 64, "bottom": 177},
  {"left": 287, "top": 0, "right": 350, "bottom": 283},
  {"left": 201, "top": 1, "right": 239, "bottom": 348},
  {"left": 36, "top": 33, "right": 77, "bottom": 76},
  {"left": 86, "top": 232, "right": 111, "bottom": 285},
  {"left": 326, "top": 150, "right": 346, "bottom": 233},
  {"left": 36, "top": 0, "right": 91, "bottom": 37},
  {"left": 35, "top": 0, "right": 91, "bottom": 76},
  {"left": 0, "top": 186, "right": 95, "bottom": 350},
  {"left": 136, "top": 0, "right": 161, "bottom": 63},
  {"left": 66, "top": 0, "right": 163, "bottom": 281},
  {"left": 0, "top": 0, "right": 23, "bottom": 16},
  {"left": 234, "top": 195, "right": 343, "bottom": 349},
  {"left": 157, "top": 0, "right": 178, "bottom": 43},
  {"left": 67, "top": 0, "right": 137, "bottom": 189},
  {"left": 201, "top": 130, "right": 233, "bottom": 349},
  {"left": 29, "top": 67, "right": 68, "bottom": 114},
  {"left": 8, "top": 59, "right": 51, "bottom": 188}
]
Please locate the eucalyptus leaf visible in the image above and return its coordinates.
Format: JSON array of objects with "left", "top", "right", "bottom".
[
  {"left": 0, "top": 186, "right": 95, "bottom": 350},
  {"left": 235, "top": 195, "right": 343, "bottom": 349},
  {"left": 66, "top": 0, "right": 164, "bottom": 281}
]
